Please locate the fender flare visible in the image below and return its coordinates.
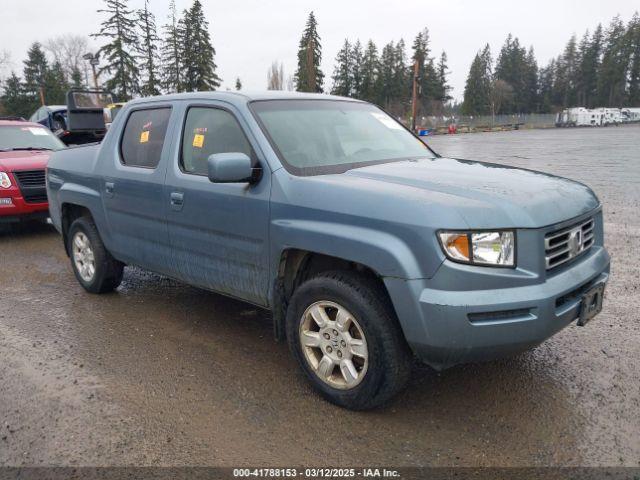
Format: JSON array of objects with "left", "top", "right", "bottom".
[
  {"left": 270, "top": 219, "right": 427, "bottom": 281},
  {"left": 57, "top": 182, "right": 114, "bottom": 253}
]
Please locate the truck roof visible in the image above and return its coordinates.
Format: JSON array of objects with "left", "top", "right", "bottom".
[{"left": 126, "top": 90, "right": 362, "bottom": 107}]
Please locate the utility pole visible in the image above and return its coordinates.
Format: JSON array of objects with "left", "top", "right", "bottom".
[
  {"left": 38, "top": 86, "right": 45, "bottom": 106},
  {"left": 411, "top": 59, "right": 419, "bottom": 132},
  {"left": 90, "top": 60, "right": 99, "bottom": 89},
  {"left": 83, "top": 53, "right": 100, "bottom": 89}
]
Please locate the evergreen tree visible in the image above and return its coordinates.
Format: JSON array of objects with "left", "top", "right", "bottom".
[
  {"left": 553, "top": 34, "right": 579, "bottom": 108},
  {"left": 351, "top": 41, "right": 363, "bottom": 99},
  {"left": 1, "top": 72, "right": 30, "bottom": 117},
  {"left": 582, "top": 25, "right": 604, "bottom": 107},
  {"left": 435, "top": 51, "right": 452, "bottom": 105},
  {"left": 462, "top": 53, "right": 485, "bottom": 115},
  {"left": 44, "top": 61, "right": 69, "bottom": 105},
  {"left": 575, "top": 30, "right": 591, "bottom": 106},
  {"left": 19, "top": 42, "right": 69, "bottom": 108},
  {"left": 597, "top": 16, "right": 628, "bottom": 106},
  {"left": 626, "top": 13, "right": 640, "bottom": 106},
  {"left": 378, "top": 41, "right": 397, "bottom": 109},
  {"left": 137, "top": 0, "right": 161, "bottom": 96},
  {"left": 392, "top": 39, "right": 408, "bottom": 107},
  {"left": 523, "top": 47, "right": 539, "bottom": 112},
  {"left": 462, "top": 44, "right": 492, "bottom": 115},
  {"left": 70, "top": 66, "right": 85, "bottom": 88},
  {"left": 331, "top": 39, "right": 353, "bottom": 96},
  {"left": 161, "top": 0, "right": 182, "bottom": 93},
  {"left": 538, "top": 60, "right": 555, "bottom": 112},
  {"left": 92, "top": 0, "right": 140, "bottom": 100},
  {"left": 181, "top": 0, "right": 221, "bottom": 92},
  {"left": 22, "top": 43, "right": 49, "bottom": 112},
  {"left": 294, "top": 11, "right": 324, "bottom": 92},
  {"left": 494, "top": 34, "right": 531, "bottom": 112},
  {"left": 409, "top": 29, "right": 447, "bottom": 115},
  {"left": 235, "top": 77, "right": 242, "bottom": 90},
  {"left": 422, "top": 57, "right": 440, "bottom": 105},
  {"left": 358, "top": 40, "right": 379, "bottom": 102}
]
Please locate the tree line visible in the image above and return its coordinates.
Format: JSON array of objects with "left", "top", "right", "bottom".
[
  {"left": 290, "top": 12, "right": 452, "bottom": 120},
  {"left": 1, "top": 4, "right": 639, "bottom": 119},
  {"left": 1, "top": 42, "right": 80, "bottom": 117},
  {"left": 0, "top": 0, "right": 221, "bottom": 117},
  {"left": 0, "top": 6, "right": 453, "bottom": 120},
  {"left": 462, "top": 13, "right": 640, "bottom": 116}
]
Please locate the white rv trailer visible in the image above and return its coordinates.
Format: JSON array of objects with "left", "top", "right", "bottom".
[
  {"left": 598, "top": 108, "right": 623, "bottom": 126},
  {"left": 621, "top": 108, "right": 640, "bottom": 122},
  {"left": 556, "top": 107, "right": 602, "bottom": 127},
  {"left": 584, "top": 109, "right": 603, "bottom": 126},
  {"left": 555, "top": 109, "right": 573, "bottom": 126}
]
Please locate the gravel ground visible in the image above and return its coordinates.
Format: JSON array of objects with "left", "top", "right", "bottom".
[{"left": 0, "top": 125, "right": 638, "bottom": 467}]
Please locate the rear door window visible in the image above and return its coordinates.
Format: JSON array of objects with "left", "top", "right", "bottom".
[
  {"left": 180, "top": 107, "right": 255, "bottom": 176},
  {"left": 120, "top": 108, "right": 171, "bottom": 168}
]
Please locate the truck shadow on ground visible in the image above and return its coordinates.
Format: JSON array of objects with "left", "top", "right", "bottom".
[
  {"left": 0, "top": 220, "right": 56, "bottom": 239},
  {"left": 49, "top": 265, "right": 583, "bottom": 465}
]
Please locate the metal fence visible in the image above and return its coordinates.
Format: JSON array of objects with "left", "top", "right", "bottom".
[{"left": 416, "top": 113, "right": 557, "bottom": 131}]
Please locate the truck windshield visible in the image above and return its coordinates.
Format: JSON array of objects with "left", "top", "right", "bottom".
[
  {"left": 251, "top": 100, "right": 436, "bottom": 175},
  {"left": 0, "top": 125, "right": 65, "bottom": 151}
]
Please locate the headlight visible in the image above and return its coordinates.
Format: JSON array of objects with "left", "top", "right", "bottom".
[
  {"left": 0, "top": 172, "right": 11, "bottom": 189},
  {"left": 438, "top": 231, "right": 515, "bottom": 267}
]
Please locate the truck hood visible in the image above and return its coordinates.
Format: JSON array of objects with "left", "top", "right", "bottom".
[
  {"left": 345, "top": 157, "right": 600, "bottom": 228},
  {"left": 0, "top": 150, "right": 51, "bottom": 171}
]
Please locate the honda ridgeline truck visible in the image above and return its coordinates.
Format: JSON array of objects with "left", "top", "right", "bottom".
[{"left": 46, "top": 92, "right": 610, "bottom": 409}]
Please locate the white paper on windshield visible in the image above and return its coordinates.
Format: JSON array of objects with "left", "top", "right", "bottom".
[
  {"left": 370, "top": 112, "right": 403, "bottom": 130},
  {"left": 29, "top": 128, "right": 49, "bottom": 136}
]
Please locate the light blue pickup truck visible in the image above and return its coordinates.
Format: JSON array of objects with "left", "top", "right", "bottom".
[{"left": 47, "top": 92, "right": 610, "bottom": 409}]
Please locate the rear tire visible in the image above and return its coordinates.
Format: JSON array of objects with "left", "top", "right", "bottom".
[
  {"left": 286, "top": 270, "right": 412, "bottom": 410},
  {"left": 67, "top": 216, "right": 123, "bottom": 293}
]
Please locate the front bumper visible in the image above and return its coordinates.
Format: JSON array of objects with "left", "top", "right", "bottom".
[
  {"left": 0, "top": 193, "right": 49, "bottom": 222},
  {"left": 385, "top": 245, "right": 610, "bottom": 370}
]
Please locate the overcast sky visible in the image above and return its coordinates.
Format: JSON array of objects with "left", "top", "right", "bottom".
[{"left": 1, "top": 0, "right": 638, "bottom": 100}]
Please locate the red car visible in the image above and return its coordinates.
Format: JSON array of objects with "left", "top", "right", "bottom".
[{"left": 0, "top": 118, "right": 65, "bottom": 224}]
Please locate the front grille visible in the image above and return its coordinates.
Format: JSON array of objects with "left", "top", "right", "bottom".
[
  {"left": 13, "top": 169, "right": 46, "bottom": 187},
  {"left": 545, "top": 218, "right": 594, "bottom": 270},
  {"left": 13, "top": 169, "right": 47, "bottom": 203},
  {"left": 23, "top": 193, "right": 48, "bottom": 203}
]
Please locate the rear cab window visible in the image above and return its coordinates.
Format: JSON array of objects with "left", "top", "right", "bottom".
[
  {"left": 120, "top": 108, "right": 171, "bottom": 168},
  {"left": 180, "top": 107, "right": 256, "bottom": 176}
]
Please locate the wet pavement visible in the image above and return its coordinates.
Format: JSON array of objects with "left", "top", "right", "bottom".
[{"left": 1, "top": 125, "right": 639, "bottom": 467}]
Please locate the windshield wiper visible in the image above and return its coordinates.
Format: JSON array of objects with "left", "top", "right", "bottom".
[{"left": 1, "top": 147, "right": 53, "bottom": 152}]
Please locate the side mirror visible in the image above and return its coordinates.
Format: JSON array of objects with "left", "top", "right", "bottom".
[{"left": 207, "top": 153, "right": 261, "bottom": 184}]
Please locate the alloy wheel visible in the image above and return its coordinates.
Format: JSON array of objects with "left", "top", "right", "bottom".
[
  {"left": 299, "top": 301, "right": 369, "bottom": 389},
  {"left": 72, "top": 231, "right": 96, "bottom": 282}
]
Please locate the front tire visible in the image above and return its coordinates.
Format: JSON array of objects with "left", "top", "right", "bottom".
[
  {"left": 67, "top": 216, "right": 124, "bottom": 293},
  {"left": 286, "top": 271, "right": 412, "bottom": 410}
]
